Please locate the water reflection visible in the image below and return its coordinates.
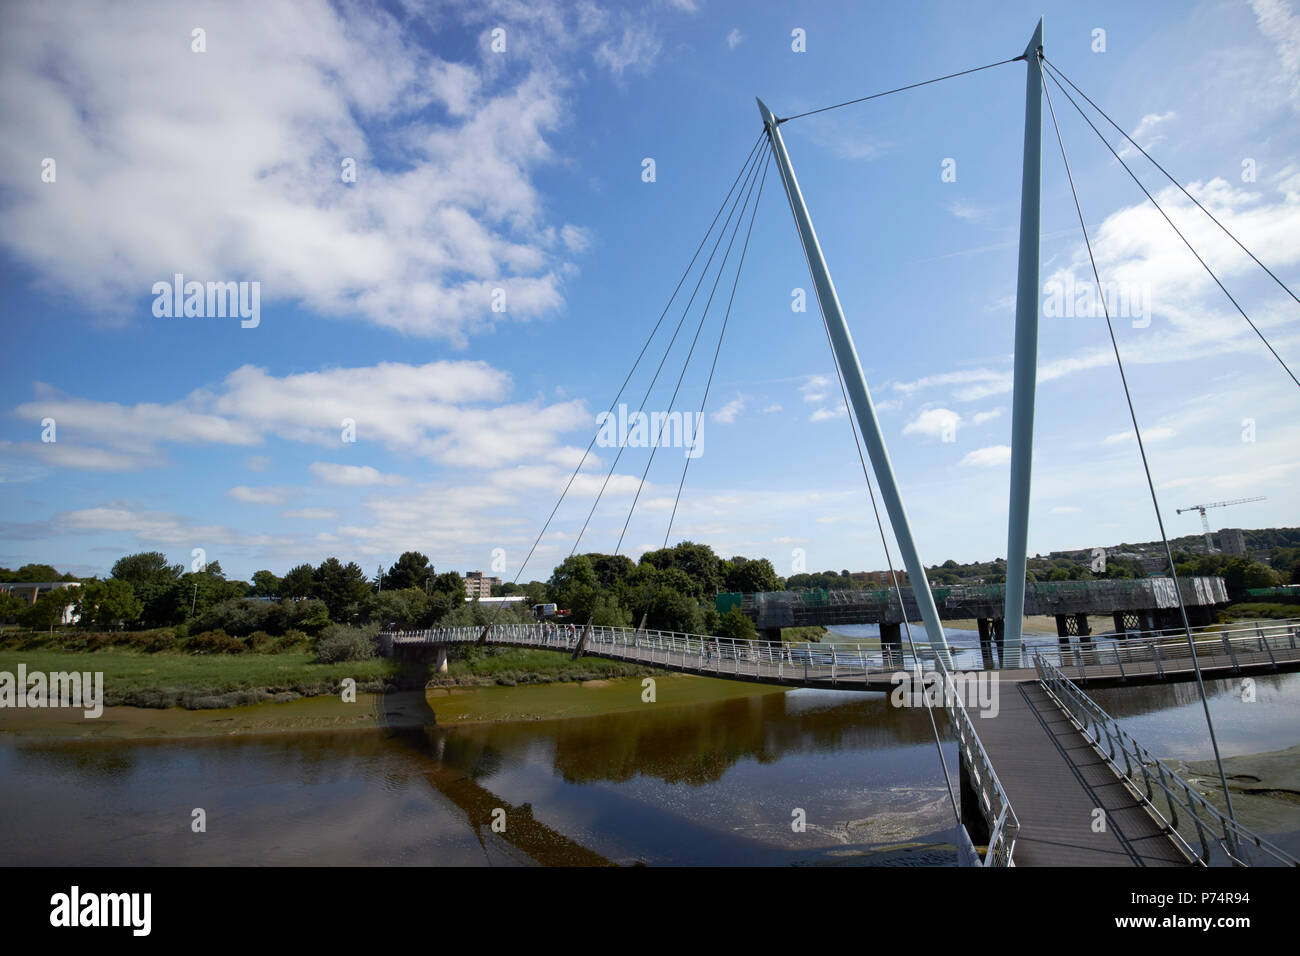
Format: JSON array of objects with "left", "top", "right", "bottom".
[{"left": 2, "top": 665, "right": 1295, "bottom": 866}]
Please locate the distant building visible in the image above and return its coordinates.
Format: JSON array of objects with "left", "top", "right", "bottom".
[
  {"left": 0, "top": 581, "right": 81, "bottom": 624},
  {"left": 461, "top": 571, "right": 501, "bottom": 600},
  {"left": 1219, "top": 528, "right": 1247, "bottom": 555}
]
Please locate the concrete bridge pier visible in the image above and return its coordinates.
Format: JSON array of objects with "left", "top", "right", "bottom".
[{"left": 395, "top": 642, "right": 448, "bottom": 673}]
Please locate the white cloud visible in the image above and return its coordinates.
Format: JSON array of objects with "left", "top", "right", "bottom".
[
  {"left": 763, "top": 403, "right": 783, "bottom": 414},
  {"left": 960, "top": 445, "right": 1011, "bottom": 467},
  {"left": 309, "top": 463, "right": 405, "bottom": 487},
  {"left": 712, "top": 397, "right": 744, "bottom": 423},
  {"left": 283, "top": 508, "right": 339, "bottom": 520},
  {"left": 1117, "top": 111, "right": 1177, "bottom": 159},
  {"left": 970, "top": 408, "right": 1003, "bottom": 425},
  {"left": 800, "top": 374, "right": 830, "bottom": 403},
  {"left": 810, "top": 404, "right": 847, "bottom": 422},
  {"left": 1049, "top": 506, "right": 1082, "bottom": 514},
  {"left": 947, "top": 201, "right": 989, "bottom": 222},
  {"left": 726, "top": 28, "right": 744, "bottom": 50},
  {"left": 1103, "top": 426, "right": 1177, "bottom": 445},
  {"left": 595, "top": 26, "right": 661, "bottom": 76},
  {"left": 1252, "top": 0, "right": 1300, "bottom": 109},
  {"left": 227, "top": 486, "right": 291, "bottom": 505},
  {"left": 903, "top": 408, "right": 960, "bottom": 440},
  {"left": 11, "top": 359, "right": 590, "bottom": 472},
  {"left": 0, "top": 0, "right": 589, "bottom": 343}
]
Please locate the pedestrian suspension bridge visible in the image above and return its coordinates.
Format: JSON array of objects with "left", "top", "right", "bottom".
[{"left": 399, "top": 19, "right": 1300, "bottom": 868}]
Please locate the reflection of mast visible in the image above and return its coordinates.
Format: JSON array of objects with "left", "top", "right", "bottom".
[{"left": 374, "top": 678, "right": 613, "bottom": 867}]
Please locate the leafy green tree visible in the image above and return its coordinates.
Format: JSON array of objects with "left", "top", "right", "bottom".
[
  {"left": 370, "top": 587, "right": 431, "bottom": 629},
  {"left": 716, "top": 606, "right": 757, "bottom": 642},
  {"left": 280, "top": 563, "right": 315, "bottom": 599},
  {"left": 590, "top": 594, "right": 632, "bottom": 627},
  {"left": 429, "top": 571, "right": 466, "bottom": 601},
  {"left": 0, "top": 591, "right": 28, "bottom": 623},
  {"left": 75, "top": 579, "right": 143, "bottom": 628},
  {"left": 547, "top": 555, "right": 599, "bottom": 618},
  {"left": 721, "top": 556, "right": 781, "bottom": 593},
  {"left": 382, "top": 551, "right": 432, "bottom": 591},
  {"left": 111, "top": 551, "right": 184, "bottom": 626},
  {"left": 21, "top": 588, "right": 76, "bottom": 633},
  {"left": 15, "top": 563, "right": 62, "bottom": 582},
  {"left": 249, "top": 570, "right": 282, "bottom": 597},
  {"left": 312, "top": 558, "right": 371, "bottom": 621},
  {"left": 639, "top": 542, "right": 722, "bottom": 600}
]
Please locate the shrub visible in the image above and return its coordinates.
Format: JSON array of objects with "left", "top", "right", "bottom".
[
  {"left": 192, "top": 598, "right": 273, "bottom": 637},
  {"left": 186, "top": 629, "right": 246, "bottom": 654},
  {"left": 314, "top": 623, "right": 379, "bottom": 663},
  {"left": 244, "top": 630, "right": 272, "bottom": 652},
  {"left": 269, "top": 629, "right": 310, "bottom": 654},
  {"left": 129, "top": 628, "right": 178, "bottom": 652}
]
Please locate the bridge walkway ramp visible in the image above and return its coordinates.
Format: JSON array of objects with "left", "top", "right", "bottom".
[{"left": 975, "top": 680, "right": 1189, "bottom": 866}]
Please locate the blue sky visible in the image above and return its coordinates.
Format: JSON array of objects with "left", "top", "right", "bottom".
[{"left": 1, "top": 0, "right": 1298, "bottom": 584}]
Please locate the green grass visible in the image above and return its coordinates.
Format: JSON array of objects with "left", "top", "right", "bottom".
[
  {"left": 0, "top": 646, "right": 393, "bottom": 707},
  {"left": 445, "top": 647, "right": 653, "bottom": 684},
  {"left": 781, "top": 626, "right": 828, "bottom": 642},
  {"left": 1220, "top": 602, "right": 1300, "bottom": 622}
]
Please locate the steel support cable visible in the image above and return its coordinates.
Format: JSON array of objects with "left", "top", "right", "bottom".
[
  {"left": 813, "top": 282, "right": 961, "bottom": 827},
  {"left": 777, "top": 56, "right": 1023, "bottom": 123},
  {"left": 659, "top": 149, "right": 772, "bottom": 553},
  {"left": 633, "top": 146, "right": 772, "bottom": 636},
  {"left": 503, "top": 130, "right": 765, "bottom": 594},
  {"left": 1042, "top": 56, "right": 1300, "bottom": 308},
  {"left": 1041, "top": 67, "right": 1239, "bottom": 830},
  {"left": 1039, "top": 61, "right": 1300, "bottom": 390},
  {"left": 613, "top": 141, "right": 771, "bottom": 557},
  {"left": 570, "top": 139, "right": 768, "bottom": 558}
]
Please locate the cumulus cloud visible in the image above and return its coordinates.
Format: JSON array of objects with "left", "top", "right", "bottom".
[
  {"left": 0, "top": 0, "right": 592, "bottom": 343},
  {"left": 903, "top": 408, "right": 960, "bottom": 440},
  {"left": 11, "top": 360, "right": 590, "bottom": 472},
  {"left": 227, "top": 486, "right": 292, "bottom": 505},
  {"left": 960, "top": 445, "right": 1011, "bottom": 467},
  {"left": 308, "top": 463, "right": 405, "bottom": 487},
  {"left": 810, "top": 404, "right": 847, "bottom": 422}
]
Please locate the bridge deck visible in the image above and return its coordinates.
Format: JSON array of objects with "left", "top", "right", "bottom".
[{"left": 975, "top": 682, "right": 1188, "bottom": 866}]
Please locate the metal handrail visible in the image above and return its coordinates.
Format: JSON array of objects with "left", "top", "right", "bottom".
[
  {"left": 381, "top": 618, "right": 1300, "bottom": 684},
  {"left": 1033, "top": 654, "right": 1298, "bottom": 867},
  {"left": 927, "top": 650, "right": 1019, "bottom": 867}
]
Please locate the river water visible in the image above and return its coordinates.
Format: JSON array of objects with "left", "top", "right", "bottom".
[{"left": 2, "top": 630, "right": 1297, "bottom": 866}]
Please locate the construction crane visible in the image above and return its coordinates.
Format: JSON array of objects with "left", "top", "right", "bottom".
[{"left": 1176, "top": 497, "right": 1266, "bottom": 552}]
